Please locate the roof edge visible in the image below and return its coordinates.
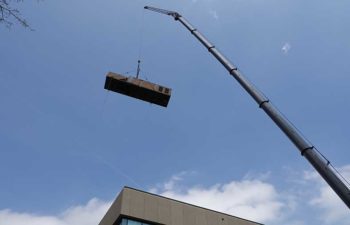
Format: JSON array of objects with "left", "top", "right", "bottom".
[{"left": 122, "top": 186, "right": 264, "bottom": 225}]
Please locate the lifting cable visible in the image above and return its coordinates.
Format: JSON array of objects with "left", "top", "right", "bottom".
[
  {"left": 136, "top": 8, "right": 146, "bottom": 79},
  {"left": 103, "top": 8, "right": 146, "bottom": 106}
]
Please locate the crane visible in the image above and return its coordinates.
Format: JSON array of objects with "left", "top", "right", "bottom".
[{"left": 144, "top": 6, "right": 350, "bottom": 209}]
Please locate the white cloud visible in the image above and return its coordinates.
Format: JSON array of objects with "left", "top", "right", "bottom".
[
  {"left": 209, "top": 10, "right": 219, "bottom": 20},
  {"left": 151, "top": 172, "right": 290, "bottom": 224},
  {"left": 0, "top": 198, "right": 111, "bottom": 225},
  {"left": 2, "top": 166, "right": 350, "bottom": 225},
  {"left": 281, "top": 42, "right": 291, "bottom": 54},
  {"left": 151, "top": 168, "right": 350, "bottom": 225},
  {"left": 163, "top": 172, "right": 187, "bottom": 190},
  {"left": 304, "top": 165, "right": 350, "bottom": 225}
]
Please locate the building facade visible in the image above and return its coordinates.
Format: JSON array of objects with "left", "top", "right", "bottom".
[{"left": 99, "top": 187, "right": 262, "bottom": 225}]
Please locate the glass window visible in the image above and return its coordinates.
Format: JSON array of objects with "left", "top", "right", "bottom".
[
  {"left": 119, "top": 218, "right": 151, "bottom": 225},
  {"left": 120, "top": 218, "right": 128, "bottom": 225},
  {"left": 128, "top": 220, "right": 142, "bottom": 225}
]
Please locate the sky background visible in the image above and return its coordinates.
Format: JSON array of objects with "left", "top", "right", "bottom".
[{"left": 1, "top": 0, "right": 350, "bottom": 225}]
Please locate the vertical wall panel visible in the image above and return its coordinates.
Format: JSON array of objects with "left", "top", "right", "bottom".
[
  {"left": 144, "top": 193, "right": 158, "bottom": 221},
  {"left": 170, "top": 201, "right": 183, "bottom": 225},
  {"left": 158, "top": 197, "right": 171, "bottom": 225},
  {"left": 128, "top": 189, "right": 145, "bottom": 218},
  {"left": 195, "top": 208, "right": 207, "bottom": 225},
  {"left": 183, "top": 204, "right": 196, "bottom": 225},
  {"left": 206, "top": 211, "right": 219, "bottom": 225}
]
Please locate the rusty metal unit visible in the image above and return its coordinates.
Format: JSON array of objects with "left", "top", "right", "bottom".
[{"left": 104, "top": 72, "right": 171, "bottom": 107}]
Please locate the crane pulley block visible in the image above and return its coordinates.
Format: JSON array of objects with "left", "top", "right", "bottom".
[{"left": 104, "top": 72, "right": 172, "bottom": 107}]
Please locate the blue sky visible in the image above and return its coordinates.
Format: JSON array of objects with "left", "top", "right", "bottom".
[{"left": 1, "top": 0, "right": 350, "bottom": 225}]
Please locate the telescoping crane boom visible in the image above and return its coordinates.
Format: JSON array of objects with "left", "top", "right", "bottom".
[{"left": 144, "top": 6, "right": 350, "bottom": 208}]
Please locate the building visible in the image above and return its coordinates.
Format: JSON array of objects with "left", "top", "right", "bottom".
[{"left": 99, "top": 187, "right": 262, "bottom": 225}]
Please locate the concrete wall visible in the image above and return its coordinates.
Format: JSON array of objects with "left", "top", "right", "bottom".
[{"left": 99, "top": 187, "right": 262, "bottom": 225}]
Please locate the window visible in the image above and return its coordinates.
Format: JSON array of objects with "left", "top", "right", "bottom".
[{"left": 119, "top": 218, "right": 151, "bottom": 225}]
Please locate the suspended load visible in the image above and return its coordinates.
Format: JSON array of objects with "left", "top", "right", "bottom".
[{"left": 104, "top": 72, "right": 172, "bottom": 107}]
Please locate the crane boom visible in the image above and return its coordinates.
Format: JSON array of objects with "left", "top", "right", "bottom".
[{"left": 144, "top": 6, "right": 350, "bottom": 208}]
